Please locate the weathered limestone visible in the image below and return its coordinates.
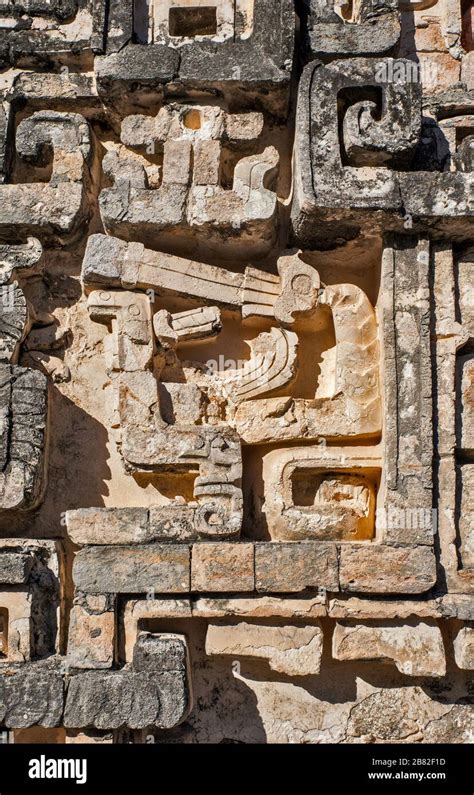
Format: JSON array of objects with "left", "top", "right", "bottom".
[
  {"left": 0, "top": 100, "right": 12, "bottom": 181},
  {"left": 328, "top": 597, "right": 439, "bottom": 620},
  {"left": 0, "top": 284, "right": 30, "bottom": 365},
  {"left": 300, "top": 0, "right": 400, "bottom": 59},
  {"left": 71, "top": 504, "right": 259, "bottom": 550},
  {"left": 291, "top": 58, "right": 473, "bottom": 247},
  {"left": 0, "top": 241, "right": 37, "bottom": 358},
  {"left": 339, "top": 545, "right": 437, "bottom": 594},
  {"left": 346, "top": 687, "right": 474, "bottom": 744},
  {"left": 133, "top": 632, "right": 186, "bottom": 669},
  {"left": 0, "top": 365, "right": 48, "bottom": 512},
  {"left": 96, "top": 0, "right": 295, "bottom": 117},
  {"left": 64, "top": 670, "right": 189, "bottom": 730},
  {"left": 0, "top": 592, "right": 31, "bottom": 662},
  {"left": 0, "top": 660, "right": 63, "bottom": 728},
  {"left": 433, "top": 244, "right": 474, "bottom": 592},
  {"left": 262, "top": 446, "right": 380, "bottom": 541},
  {"left": 84, "top": 286, "right": 244, "bottom": 541},
  {"left": 0, "top": 0, "right": 472, "bottom": 746},
  {"left": 459, "top": 464, "right": 474, "bottom": 570},
  {"left": 453, "top": 626, "right": 474, "bottom": 669},
  {"left": 0, "top": 0, "right": 98, "bottom": 69},
  {"left": 234, "top": 279, "right": 382, "bottom": 443},
  {"left": 0, "top": 234, "right": 53, "bottom": 517},
  {"left": 99, "top": 104, "right": 279, "bottom": 258},
  {"left": 378, "top": 237, "right": 434, "bottom": 546},
  {"left": 193, "top": 595, "right": 327, "bottom": 619},
  {"left": 65, "top": 631, "right": 191, "bottom": 730},
  {"left": 73, "top": 545, "right": 191, "bottom": 594},
  {"left": 82, "top": 236, "right": 382, "bottom": 445},
  {"left": 122, "top": 600, "right": 193, "bottom": 663},
  {"left": 332, "top": 621, "right": 446, "bottom": 677},
  {"left": 67, "top": 597, "right": 115, "bottom": 670},
  {"left": 255, "top": 542, "right": 339, "bottom": 593},
  {"left": 0, "top": 111, "right": 94, "bottom": 243},
  {"left": 82, "top": 235, "right": 318, "bottom": 322},
  {"left": 205, "top": 621, "right": 324, "bottom": 675},
  {"left": 191, "top": 543, "right": 255, "bottom": 592},
  {"left": 0, "top": 540, "right": 61, "bottom": 663},
  {"left": 67, "top": 508, "right": 150, "bottom": 546},
  {"left": 0, "top": 237, "right": 43, "bottom": 287},
  {"left": 458, "top": 355, "right": 474, "bottom": 454},
  {"left": 399, "top": 0, "right": 468, "bottom": 92},
  {"left": 0, "top": 553, "right": 33, "bottom": 584}
]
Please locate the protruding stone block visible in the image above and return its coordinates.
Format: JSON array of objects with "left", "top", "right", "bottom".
[
  {"left": 0, "top": 111, "right": 93, "bottom": 242},
  {"left": 300, "top": 0, "right": 400, "bottom": 60},
  {"left": 379, "top": 237, "right": 434, "bottom": 547},
  {"left": 97, "top": 0, "right": 295, "bottom": 117},
  {"left": 205, "top": 620, "right": 324, "bottom": 675},
  {"left": 332, "top": 620, "right": 446, "bottom": 677},
  {"left": 262, "top": 446, "right": 380, "bottom": 541},
  {"left": 99, "top": 104, "right": 279, "bottom": 258},
  {"left": 0, "top": 661, "right": 63, "bottom": 728},
  {"left": 0, "top": 552, "right": 33, "bottom": 584},
  {"left": 458, "top": 354, "right": 474, "bottom": 454},
  {"left": 458, "top": 463, "right": 474, "bottom": 570},
  {"left": 67, "top": 508, "right": 150, "bottom": 546},
  {"left": 453, "top": 626, "right": 474, "bottom": 669},
  {"left": 64, "top": 670, "right": 190, "bottom": 730},
  {"left": 0, "top": 0, "right": 98, "bottom": 68},
  {"left": 133, "top": 632, "right": 188, "bottom": 673},
  {"left": 291, "top": 59, "right": 473, "bottom": 247}
]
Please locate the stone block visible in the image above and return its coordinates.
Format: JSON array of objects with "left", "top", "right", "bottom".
[
  {"left": 291, "top": 59, "right": 473, "bottom": 247},
  {"left": 64, "top": 670, "right": 189, "bottom": 730},
  {"left": 300, "top": 0, "right": 400, "bottom": 59},
  {"left": 191, "top": 543, "right": 254, "bottom": 592},
  {"left": 72, "top": 545, "right": 191, "bottom": 594},
  {"left": 67, "top": 603, "right": 115, "bottom": 670},
  {"left": 0, "top": 661, "right": 63, "bottom": 728},
  {"left": 0, "top": 0, "right": 97, "bottom": 68},
  {"left": 458, "top": 354, "right": 474, "bottom": 454},
  {"left": 97, "top": 0, "right": 295, "bottom": 117},
  {"left": 332, "top": 620, "right": 446, "bottom": 677},
  {"left": 453, "top": 626, "right": 474, "bottom": 670},
  {"left": 339, "top": 545, "right": 437, "bottom": 594},
  {"left": 255, "top": 542, "right": 338, "bottom": 593},
  {"left": 98, "top": 104, "right": 279, "bottom": 258},
  {"left": 0, "top": 553, "right": 33, "bottom": 585},
  {"left": 66, "top": 508, "right": 150, "bottom": 546},
  {"left": 0, "top": 111, "right": 93, "bottom": 243},
  {"left": 206, "top": 620, "right": 324, "bottom": 675},
  {"left": 132, "top": 632, "right": 188, "bottom": 673},
  {"left": 458, "top": 464, "right": 474, "bottom": 570}
]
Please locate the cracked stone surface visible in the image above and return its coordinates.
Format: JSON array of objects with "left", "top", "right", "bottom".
[{"left": 0, "top": 0, "right": 472, "bottom": 746}]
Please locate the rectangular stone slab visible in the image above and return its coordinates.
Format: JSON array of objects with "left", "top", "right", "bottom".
[
  {"left": 73, "top": 545, "right": 190, "bottom": 594},
  {"left": 255, "top": 542, "right": 338, "bottom": 593},
  {"left": 64, "top": 670, "right": 189, "bottom": 730},
  {"left": 66, "top": 507, "right": 149, "bottom": 546},
  {"left": 339, "top": 545, "right": 437, "bottom": 594}
]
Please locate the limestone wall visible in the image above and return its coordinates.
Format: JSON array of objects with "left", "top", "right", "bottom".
[{"left": 0, "top": 0, "right": 472, "bottom": 744}]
